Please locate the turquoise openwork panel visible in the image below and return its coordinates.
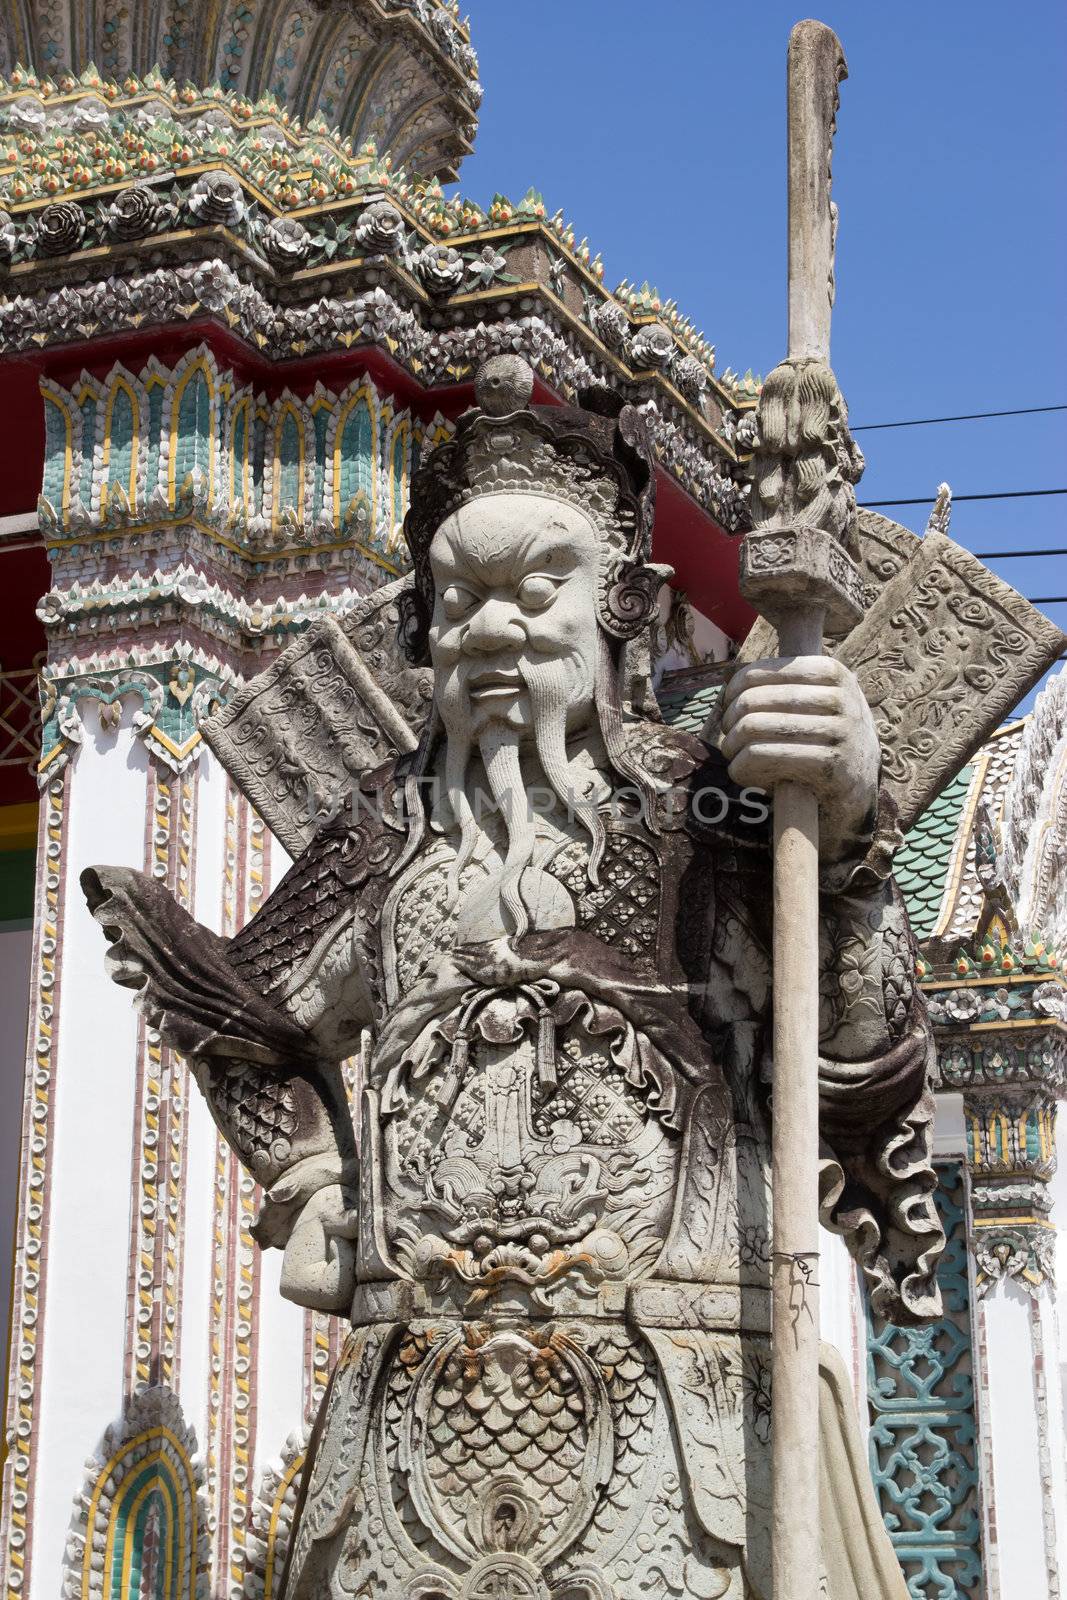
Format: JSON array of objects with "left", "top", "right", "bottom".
[{"left": 867, "top": 1164, "right": 984, "bottom": 1599}]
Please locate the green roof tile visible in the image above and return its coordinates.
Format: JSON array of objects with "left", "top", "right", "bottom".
[
  {"left": 895, "top": 764, "right": 975, "bottom": 937},
  {"left": 658, "top": 680, "right": 723, "bottom": 733}
]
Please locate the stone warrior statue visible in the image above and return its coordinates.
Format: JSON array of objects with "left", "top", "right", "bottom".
[{"left": 84, "top": 355, "right": 943, "bottom": 1599}]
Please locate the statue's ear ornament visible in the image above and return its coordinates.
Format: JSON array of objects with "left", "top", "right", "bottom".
[
  {"left": 399, "top": 356, "right": 658, "bottom": 665},
  {"left": 601, "top": 560, "right": 674, "bottom": 641}
]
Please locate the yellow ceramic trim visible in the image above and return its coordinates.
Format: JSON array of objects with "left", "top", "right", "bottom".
[
  {"left": 200, "top": 0, "right": 225, "bottom": 76},
  {"left": 146, "top": 727, "right": 202, "bottom": 761},
  {"left": 969, "top": 1018, "right": 1064, "bottom": 1033},
  {"left": 4, "top": 5, "right": 28, "bottom": 61},
  {"left": 262, "top": 1454, "right": 305, "bottom": 1598},
  {"left": 921, "top": 974, "right": 1065, "bottom": 990},
  {"left": 37, "top": 716, "right": 199, "bottom": 771},
  {"left": 85, "top": 1425, "right": 193, "bottom": 1600},
  {"left": 40, "top": 387, "right": 75, "bottom": 519},
  {"left": 36, "top": 742, "right": 66, "bottom": 775}
]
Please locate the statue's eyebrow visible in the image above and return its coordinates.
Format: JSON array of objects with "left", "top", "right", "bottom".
[
  {"left": 430, "top": 517, "right": 583, "bottom": 585},
  {"left": 428, "top": 532, "right": 467, "bottom": 575},
  {"left": 516, "top": 525, "right": 581, "bottom": 568}
]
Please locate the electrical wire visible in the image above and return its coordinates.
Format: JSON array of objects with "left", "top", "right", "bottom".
[
  {"left": 852, "top": 404, "right": 1067, "bottom": 431},
  {"left": 969, "top": 548, "right": 1067, "bottom": 559},
  {"left": 860, "top": 489, "right": 1067, "bottom": 507}
]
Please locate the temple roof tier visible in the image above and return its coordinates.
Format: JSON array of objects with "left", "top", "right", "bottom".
[
  {"left": 0, "top": 0, "right": 481, "bottom": 180},
  {"left": 0, "top": 70, "right": 757, "bottom": 554}
]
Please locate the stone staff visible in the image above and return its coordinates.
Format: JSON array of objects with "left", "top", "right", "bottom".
[{"left": 739, "top": 20, "right": 868, "bottom": 1599}]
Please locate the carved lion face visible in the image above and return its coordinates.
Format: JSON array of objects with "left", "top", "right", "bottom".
[{"left": 428, "top": 493, "right": 600, "bottom": 740}]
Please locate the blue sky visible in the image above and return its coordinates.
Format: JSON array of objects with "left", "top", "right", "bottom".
[{"left": 450, "top": 1, "right": 1066, "bottom": 710}]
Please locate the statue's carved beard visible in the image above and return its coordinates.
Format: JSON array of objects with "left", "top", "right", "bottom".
[{"left": 436, "top": 652, "right": 605, "bottom": 938}]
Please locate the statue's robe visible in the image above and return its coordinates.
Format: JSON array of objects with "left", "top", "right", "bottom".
[{"left": 85, "top": 725, "right": 938, "bottom": 1600}]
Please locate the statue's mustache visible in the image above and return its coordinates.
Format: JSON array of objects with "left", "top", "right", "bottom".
[{"left": 442, "top": 648, "right": 583, "bottom": 697}]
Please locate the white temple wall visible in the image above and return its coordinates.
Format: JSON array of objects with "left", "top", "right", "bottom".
[
  {"left": 31, "top": 705, "right": 148, "bottom": 1600},
  {"left": 255, "top": 1252, "right": 308, "bottom": 1465},
  {"left": 1033, "top": 1286, "right": 1067, "bottom": 1584},
  {"left": 979, "top": 1280, "right": 1057, "bottom": 1599},
  {"left": 933, "top": 1092, "right": 966, "bottom": 1161}
]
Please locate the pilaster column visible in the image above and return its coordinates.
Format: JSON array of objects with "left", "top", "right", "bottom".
[
  {"left": 965, "top": 1088, "right": 1067, "bottom": 1600},
  {"left": 930, "top": 947, "right": 1067, "bottom": 1600}
]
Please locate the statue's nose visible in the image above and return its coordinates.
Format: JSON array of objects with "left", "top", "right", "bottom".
[{"left": 462, "top": 598, "right": 524, "bottom": 653}]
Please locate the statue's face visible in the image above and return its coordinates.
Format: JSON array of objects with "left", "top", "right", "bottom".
[{"left": 428, "top": 494, "right": 601, "bottom": 741}]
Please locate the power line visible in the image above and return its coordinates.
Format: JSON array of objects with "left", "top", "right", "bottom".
[
  {"left": 860, "top": 488, "right": 1067, "bottom": 507},
  {"left": 1029, "top": 597, "right": 1066, "bottom": 605},
  {"left": 970, "top": 547, "right": 1067, "bottom": 559},
  {"left": 852, "top": 404, "right": 1067, "bottom": 432}
]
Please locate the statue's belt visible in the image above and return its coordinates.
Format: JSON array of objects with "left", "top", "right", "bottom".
[{"left": 348, "top": 1275, "right": 772, "bottom": 1333}]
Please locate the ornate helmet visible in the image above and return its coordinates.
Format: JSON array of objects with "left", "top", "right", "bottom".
[{"left": 398, "top": 355, "right": 660, "bottom": 664}]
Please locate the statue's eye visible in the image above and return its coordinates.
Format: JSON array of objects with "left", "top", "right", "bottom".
[
  {"left": 516, "top": 574, "right": 560, "bottom": 611},
  {"left": 441, "top": 584, "right": 477, "bottom": 619}
]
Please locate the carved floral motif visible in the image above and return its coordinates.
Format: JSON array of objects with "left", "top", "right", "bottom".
[
  {"left": 261, "top": 214, "right": 311, "bottom": 270},
  {"left": 105, "top": 182, "right": 169, "bottom": 240},
  {"left": 36, "top": 198, "right": 85, "bottom": 253},
  {"left": 188, "top": 168, "right": 246, "bottom": 226},
  {"left": 355, "top": 198, "right": 405, "bottom": 255}
]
